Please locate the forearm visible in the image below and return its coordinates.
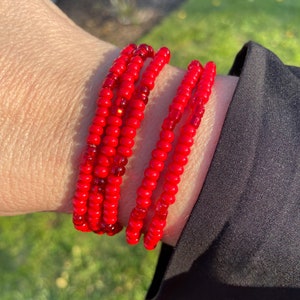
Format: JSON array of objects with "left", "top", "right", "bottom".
[{"left": 0, "top": 0, "right": 238, "bottom": 245}]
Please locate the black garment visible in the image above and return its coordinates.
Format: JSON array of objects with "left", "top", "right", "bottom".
[{"left": 147, "top": 42, "right": 300, "bottom": 300}]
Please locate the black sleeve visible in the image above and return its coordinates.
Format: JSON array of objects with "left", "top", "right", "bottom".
[{"left": 146, "top": 42, "right": 300, "bottom": 300}]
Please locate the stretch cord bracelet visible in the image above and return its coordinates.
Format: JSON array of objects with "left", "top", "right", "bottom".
[
  {"left": 72, "top": 43, "right": 217, "bottom": 250},
  {"left": 89, "top": 44, "right": 155, "bottom": 235},
  {"left": 100, "top": 47, "right": 171, "bottom": 235},
  {"left": 143, "top": 61, "right": 216, "bottom": 250},
  {"left": 126, "top": 60, "right": 204, "bottom": 245},
  {"left": 73, "top": 44, "right": 137, "bottom": 232}
]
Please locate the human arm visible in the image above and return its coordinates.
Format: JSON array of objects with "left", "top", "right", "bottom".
[{"left": 0, "top": 0, "right": 238, "bottom": 246}]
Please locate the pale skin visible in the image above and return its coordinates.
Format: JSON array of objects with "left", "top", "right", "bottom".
[{"left": 0, "top": 0, "right": 238, "bottom": 246}]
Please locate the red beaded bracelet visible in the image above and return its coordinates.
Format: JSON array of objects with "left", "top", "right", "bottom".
[
  {"left": 143, "top": 61, "right": 216, "bottom": 250},
  {"left": 72, "top": 43, "right": 216, "bottom": 250},
  {"left": 126, "top": 60, "right": 204, "bottom": 245}
]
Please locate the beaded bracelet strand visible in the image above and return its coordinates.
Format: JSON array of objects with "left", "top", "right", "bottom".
[
  {"left": 73, "top": 44, "right": 137, "bottom": 232},
  {"left": 72, "top": 43, "right": 217, "bottom": 250},
  {"left": 143, "top": 61, "right": 216, "bottom": 250},
  {"left": 126, "top": 60, "right": 204, "bottom": 245}
]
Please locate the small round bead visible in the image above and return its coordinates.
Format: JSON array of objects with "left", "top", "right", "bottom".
[
  {"left": 168, "top": 162, "right": 184, "bottom": 175},
  {"left": 79, "top": 163, "right": 93, "bottom": 174},
  {"left": 96, "top": 106, "right": 109, "bottom": 117},
  {"left": 105, "top": 184, "right": 119, "bottom": 195},
  {"left": 103, "top": 136, "right": 119, "bottom": 147},
  {"left": 173, "top": 153, "right": 188, "bottom": 165},
  {"left": 152, "top": 149, "right": 167, "bottom": 161},
  {"left": 100, "top": 145, "right": 116, "bottom": 157},
  {"left": 130, "top": 109, "right": 144, "bottom": 121},
  {"left": 159, "top": 130, "right": 174, "bottom": 143},
  {"left": 75, "top": 190, "right": 89, "bottom": 201},
  {"left": 107, "top": 115, "right": 122, "bottom": 127},
  {"left": 106, "top": 125, "right": 120, "bottom": 137},
  {"left": 87, "top": 133, "right": 100, "bottom": 146},
  {"left": 93, "top": 115, "right": 106, "bottom": 127},
  {"left": 94, "top": 165, "right": 109, "bottom": 178},
  {"left": 73, "top": 197, "right": 86, "bottom": 208},
  {"left": 126, "top": 117, "right": 140, "bottom": 129},
  {"left": 179, "top": 135, "right": 194, "bottom": 147},
  {"left": 117, "top": 145, "right": 133, "bottom": 157},
  {"left": 131, "top": 207, "right": 147, "bottom": 219},
  {"left": 99, "top": 87, "right": 113, "bottom": 99},
  {"left": 137, "top": 187, "right": 152, "bottom": 199},
  {"left": 89, "top": 192, "right": 103, "bottom": 204},
  {"left": 73, "top": 213, "right": 86, "bottom": 226},
  {"left": 89, "top": 124, "right": 104, "bottom": 135},
  {"left": 107, "top": 175, "right": 123, "bottom": 185},
  {"left": 136, "top": 195, "right": 151, "bottom": 208},
  {"left": 150, "top": 159, "right": 164, "bottom": 172},
  {"left": 163, "top": 181, "right": 178, "bottom": 195},
  {"left": 157, "top": 140, "right": 172, "bottom": 153},
  {"left": 128, "top": 218, "right": 143, "bottom": 231},
  {"left": 97, "top": 155, "right": 111, "bottom": 167},
  {"left": 119, "top": 137, "right": 134, "bottom": 148},
  {"left": 126, "top": 230, "right": 140, "bottom": 245},
  {"left": 175, "top": 144, "right": 191, "bottom": 156},
  {"left": 165, "top": 172, "right": 180, "bottom": 185},
  {"left": 144, "top": 167, "right": 160, "bottom": 180},
  {"left": 73, "top": 205, "right": 87, "bottom": 215},
  {"left": 161, "top": 191, "right": 176, "bottom": 205},
  {"left": 76, "top": 180, "right": 90, "bottom": 191},
  {"left": 111, "top": 165, "right": 126, "bottom": 176},
  {"left": 74, "top": 222, "right": 91, "bottom": 232},
  {"left": 121, "top": 126, "right": 136, "bottom": 138},
  {"left": 79, "top": 173, "right": 93, "bottom": 183},
  {"left": 142, "top": 178, "right": 157, "bottom": 191}
]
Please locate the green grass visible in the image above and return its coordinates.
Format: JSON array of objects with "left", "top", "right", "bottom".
[
  {"left": 139, "top": 0, "right": 300, "bottom": 73},
  {"left": 1, "top": 0, "right": 300, "bottom": 299}
]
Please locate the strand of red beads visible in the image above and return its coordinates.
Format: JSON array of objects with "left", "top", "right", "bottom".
[
  {"left": 87, "top": 44, "right": 155, "bottom": 235},
  {"left": 72, "top": 44, "right": 137, "bottom": 232},
  {"left": 126, "top": 60, "right": 204, "bottom": 245},
  {"left": 91, "top": 44, "right": 154, "bottom": 235},
  {"left": 143, "top": 61, "right": 216, "bottom": 250},
  {"left": 101, "top": 47, "right": 171, "bottom": 235}
]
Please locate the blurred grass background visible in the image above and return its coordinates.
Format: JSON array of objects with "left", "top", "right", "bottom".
[{"left": 0, "top": 0, "right": 299, "bottom": 299}]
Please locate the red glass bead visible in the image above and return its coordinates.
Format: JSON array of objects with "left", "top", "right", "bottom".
[
  {"left": 126, "top": 117, "right": 140, "bottom": 129},
  {"left": 96, "top": 106, "right": 109, "bottom": 117},
  {"left": 94, "top": 165, "right": 109, "bottom": 178},
  {"left": 168, "top": 162, "right": 184, "bottom": 175},
  {"left": 136, "top": 195, "right": 151, "bottom": 208},
  {"left": 107, "top": 174, "right": 123, "bottom": 185},
  {"left": 89, "top": 192, "right": 103, "bottom": 204},
  {"left": 157, "top": 140, "right": 172, "bottom": 153},
  {"left": 150, "top": 159, "right": 164, "bottom": 172},
  {"left": 130, "top": 109, "right": 144, "bottom": 121},
  {"left": 106, "top": 125, "right": 120, "bottom": 137},
  {"left": 152, "top": 149, "right": 167, "bottom": 161},
  {"left": 175, "top": 143, "right": 191, "bottom": 155},
  {"left": 121, "top": 125, "right": 136, "bottom": 137},
  {"left": 103, "top": 136, "right": 118, "bottom": 147},
  {"left": 142, "top": 178, "right": 157, "bottom": 191},
  {"left": 126, "top": 230, "right": 140, "bottom": 245},
  {"left": 161, "top": 191, "right": 176, "bottom": 205},
  {"left": 73, "top": 213, "right": 86, "bottom": 226},
  {"left": 105, "top": 184, "right": 119, "bottom": 195},
  {"left": 144, "top": 167, "right": 160, "bottom": 180},
  {"left": 73, "top": 197, "right": 86, "bottom": 209},
  {"left": 87, "top": 133, "right": 101, "bottom": 146},
  {"left": 163, "top": 181, "right": 178, "bottom": 195},
  {"left": 129, "top": 218, "right": 143, "bottom": 231},
  {"left": 99, "top": 87, "right": 113, "bottom": 99},
  {"left": 113, "top": 154, "right": 128, "bottom": 166},
  {"left": 165, "top": 172, "right": 180, "bottom": 185},
  {"left": 75, "top": 190, "right": 89, "bottom": 201},
  {"left": 79, "top": 173, "right": 93, "bottom": 183},
  {"left": 107, "top": 115, "right": 122, "bottom": 127},
  {"left": 76, "top": 180, "right": 90, "bottom": 191},
  {"left": 141, "top": 76, "right": 155, "bottom": 90},
  {"left": 100, "top": 145, "right": 116, "bottom": 157},
  {"left": 97, "top": 155, "right": 111, "bottom": 167},
  {"left": 111, "top": 165, "right": 126, "bottom": 176},
  {"left": 89, "top": 124, "right": 104, "bottom": 136},
  {"left": 117, "top": 145, "right": 132, "bottom": 157},
  {"left": 74, "top": 222, "right": 91, "bottom": 232},
  {"left": 105, "top": 222, "right": 123, "bottom": 236},
  {"left": 93, "top": 115, "right": 106, "bottom": 127},
  {"left": 131, "top": 207, "right": 147, "bottom": 219},
  {"left": 73, "top": 205, "right": 87, "bottom": 215},
  {"left": 137, "top": 187, "right": 152, "bottom": 198},
  {"left": 173, "top": 153, "right": 188, "bottom": 165},
  {"left": 119, "top": 137, "right": 134, "bottom": 148},
  {"left": 97, "top": 97, "right": 111, "bottom": 107},
  {"left": 179, "top": 135, "right": 194, "bottom": 147},
  {"left": 79, "top": 163, "right": 93, "bottom": 175}
]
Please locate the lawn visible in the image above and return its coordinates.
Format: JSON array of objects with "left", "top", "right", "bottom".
[{"left": 0, "top": 0, "right": 299, "bottom": 299}]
